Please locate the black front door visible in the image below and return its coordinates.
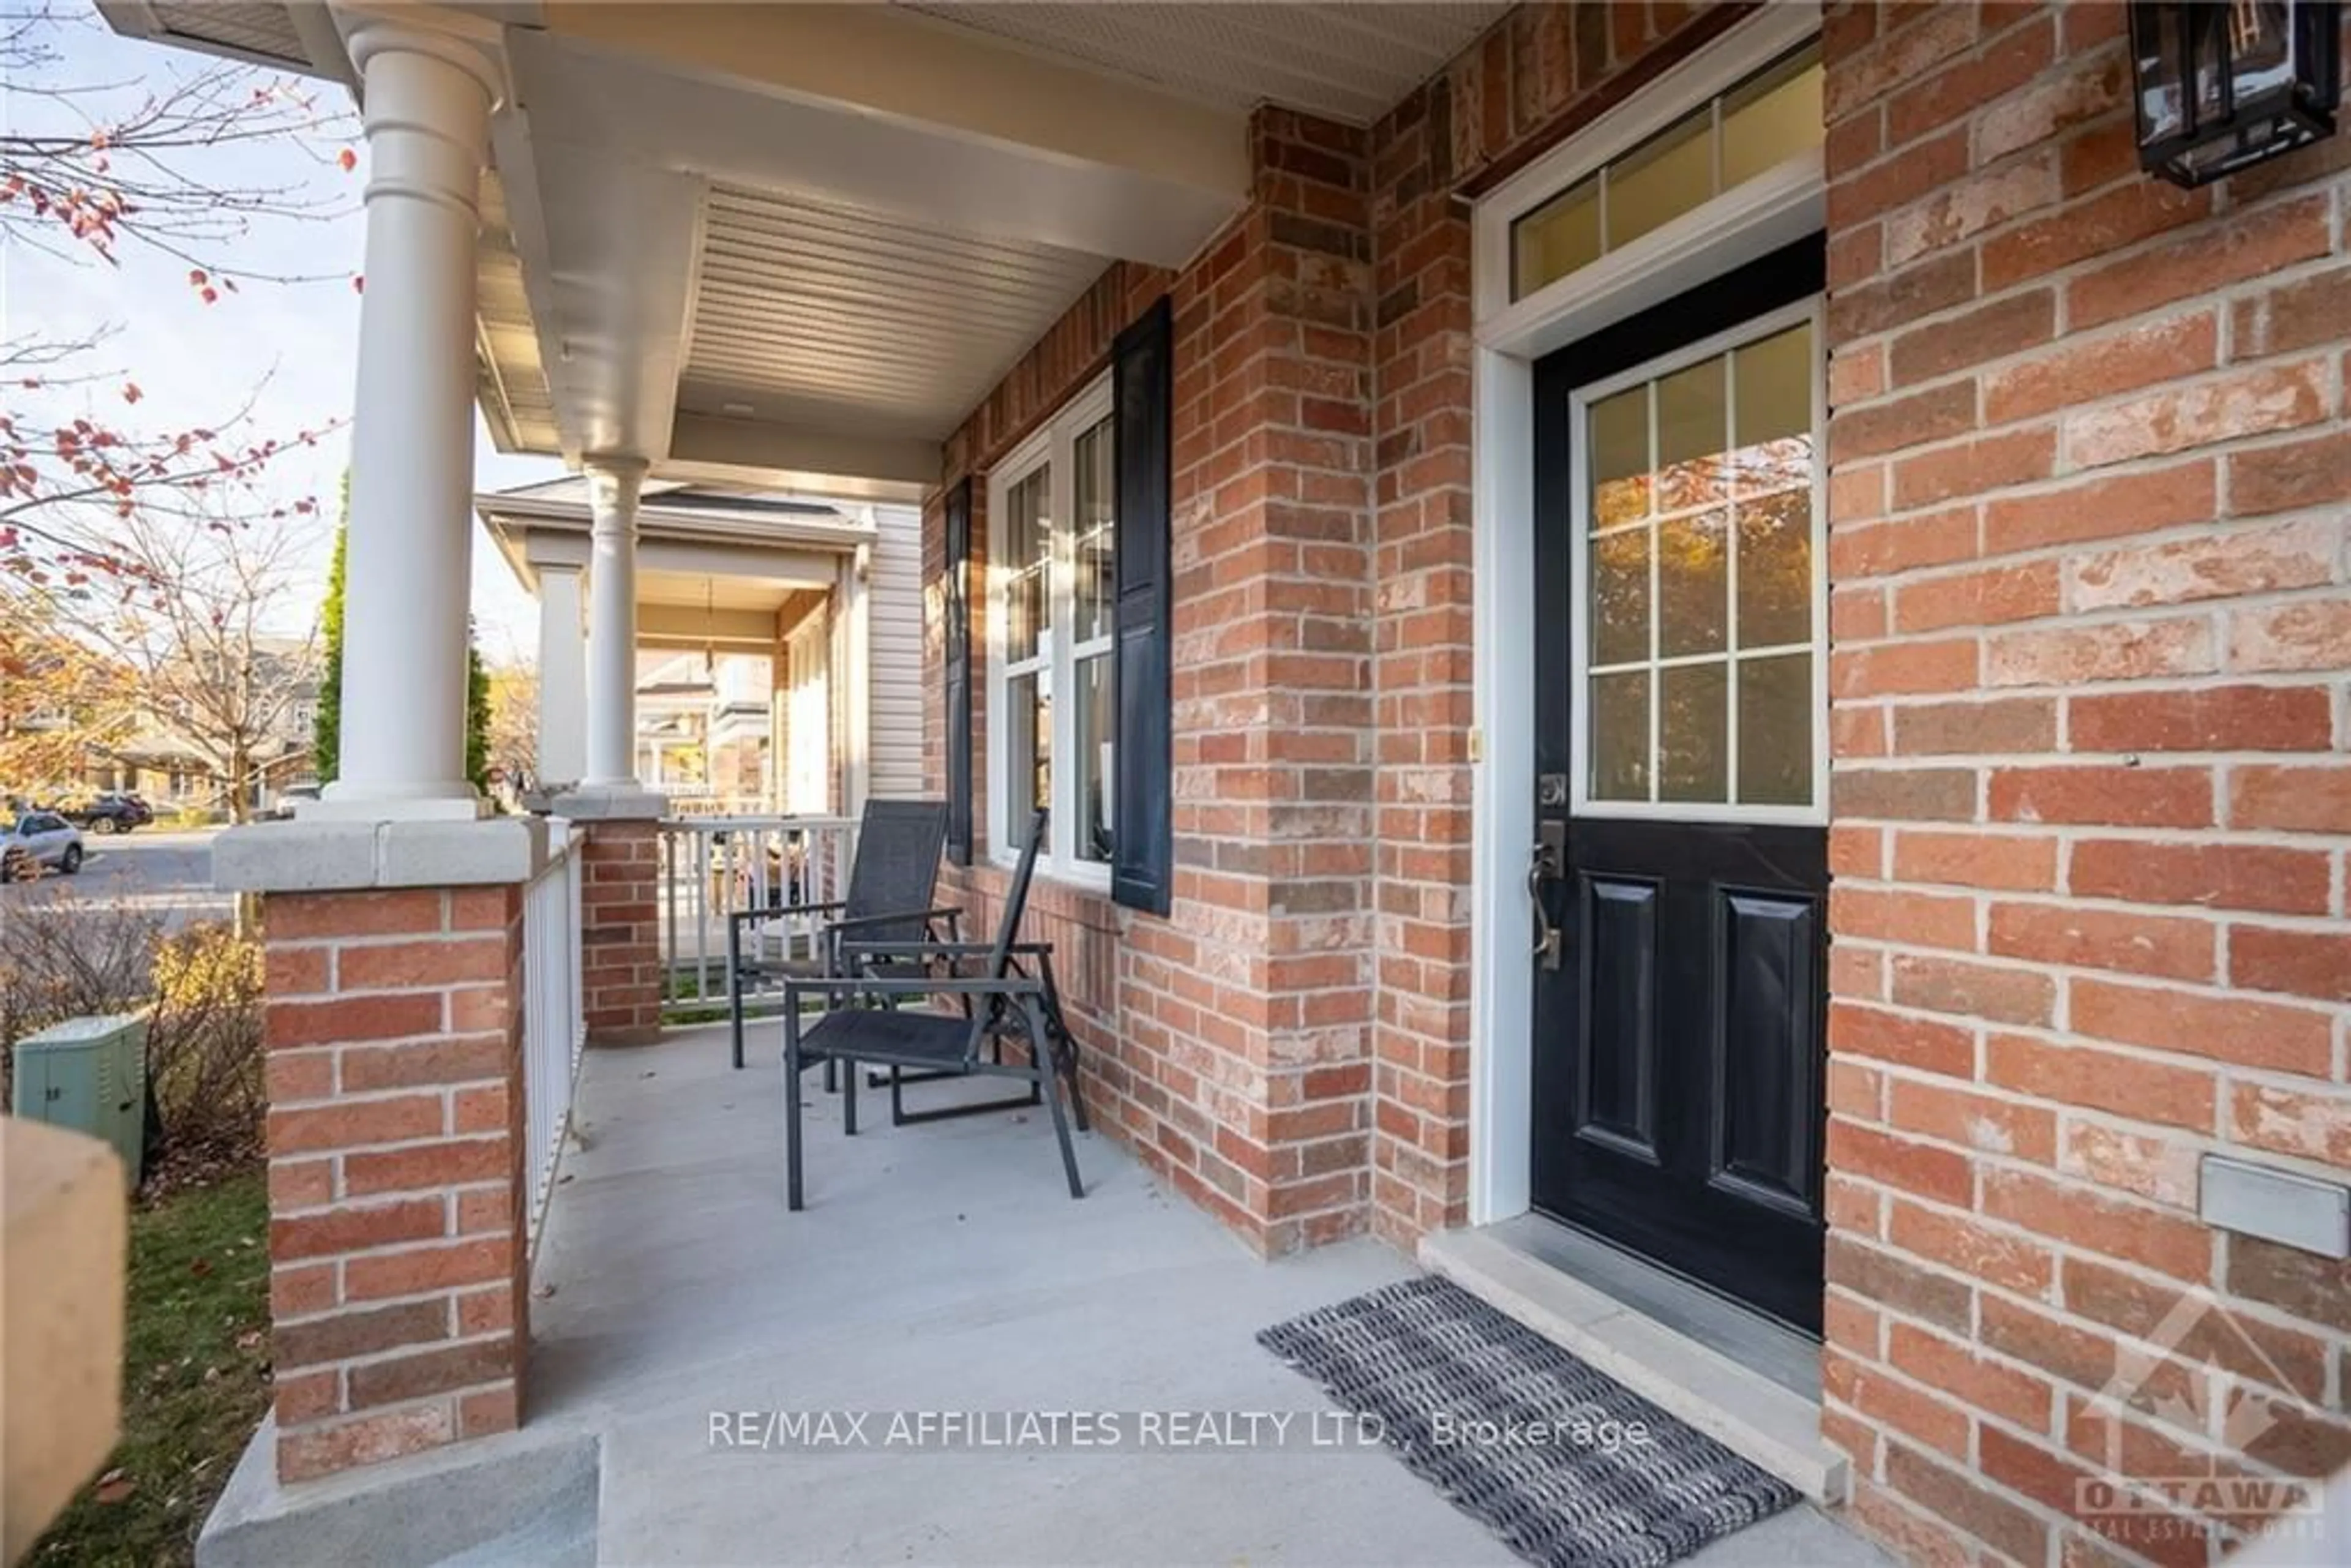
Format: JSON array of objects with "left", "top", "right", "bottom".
[{"left": 1529, "top": 237, "right": 1830, "bottom": 1335}]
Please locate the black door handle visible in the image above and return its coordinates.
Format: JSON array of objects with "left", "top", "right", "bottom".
[{"left": 1528, "top": 841, "right": 1564, "bottom": 971}]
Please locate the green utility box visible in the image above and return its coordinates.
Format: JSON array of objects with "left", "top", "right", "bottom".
[{"left": 10, "top": 1013, "right": 148, "bottom": 1191}]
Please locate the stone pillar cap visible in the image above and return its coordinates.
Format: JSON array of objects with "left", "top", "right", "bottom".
[{"left": 214, "top": 815, "right": 551, "bottom": 893}]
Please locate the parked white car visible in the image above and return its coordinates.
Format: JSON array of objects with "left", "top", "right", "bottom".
[{"left": 1, "top": 810, "right": 85, "bottom": 880}]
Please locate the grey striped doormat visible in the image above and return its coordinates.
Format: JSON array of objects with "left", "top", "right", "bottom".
[{"left": 1258, "top": 1275, "right": 1798, "bottom": 1568}]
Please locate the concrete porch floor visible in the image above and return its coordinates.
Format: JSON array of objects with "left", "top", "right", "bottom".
[
  {"left": 208, "top": 1022, "right": 1890, "bottom": 1566},
  {"left": 528, "top": 1023, "right": 1888, "bottom": 1567}
]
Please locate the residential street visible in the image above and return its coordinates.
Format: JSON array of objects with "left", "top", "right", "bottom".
[{"left": 0, "top": 827, "right": 229, "bottom": 925}]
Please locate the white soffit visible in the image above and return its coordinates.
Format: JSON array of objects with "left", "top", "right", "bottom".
[
  {"left": 894, "top": 1, "right": 1514, "bottom": 126},
  {"left": 476, "top": 170, "right": 562, "bottom": 455},
  {"left": 149, "top": 1, "right": 305, "bottom": 62},
  {"left": 681, "top": 184, "right": 1105, "bottom": 442},
  {"left": 97, "top": 0, "right": 350, "bottom": 80}
]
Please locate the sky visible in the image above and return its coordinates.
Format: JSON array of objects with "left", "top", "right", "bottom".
[{"left": 5, "top": 9, "right": 558, "bottom": 663}]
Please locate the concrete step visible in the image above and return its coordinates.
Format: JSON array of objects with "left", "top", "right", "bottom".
[
  {"left": 1419, "top": 1220, "right": 1849, "bottom": 1505},
  {"left": 196, "top": 1418, "right": 600, "bottom": 1568}
]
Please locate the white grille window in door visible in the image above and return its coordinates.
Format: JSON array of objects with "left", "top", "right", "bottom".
[{"left": 1572, "top": 301, "right": 1825, "bottom": 822}]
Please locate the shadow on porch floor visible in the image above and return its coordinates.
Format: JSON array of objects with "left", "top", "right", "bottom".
[{"left": 523, "top": 1022, "right": 1886, "bottom": 1566}]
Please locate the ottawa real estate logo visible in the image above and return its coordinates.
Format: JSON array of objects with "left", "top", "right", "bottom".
[{"left": 2072, "top": 1291, "right": 2333, "bottom": 1555}]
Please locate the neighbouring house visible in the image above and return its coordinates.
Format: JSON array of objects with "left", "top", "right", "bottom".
[
  {"left": 119, "top": 4, "right": 2349, "bottom": 1566},
  {"left": 68, "top": 636, "right": 321, "bottom": 819},
  {"left": 628, "top": 648, "right": 773, "bottom": 808},
  {"left": 477, "top": 478, "right": 924, "bottom": 814}
]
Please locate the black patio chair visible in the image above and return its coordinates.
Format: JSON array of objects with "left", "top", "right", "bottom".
[
  {"left": 726, "top": 797, "right": 959, "bottom": 1075},
  {"left": 781, "top": 806, "right": 1086, "bottom": 1210}
]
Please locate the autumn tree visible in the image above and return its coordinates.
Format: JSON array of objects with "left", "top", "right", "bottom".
[
  {"left": 0, "top": 588, "right": 137, "bottom": 794},
  {"left": 484, "top": 661, "right": 540, "bottom": 784}
]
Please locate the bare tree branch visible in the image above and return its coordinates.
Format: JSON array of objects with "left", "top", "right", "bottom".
[
  {"left": 0, "top": 4, "right": 354, "bottom": 581},
  {"left": 0, "top": 1, "right": 356, "bottom": 287},
  {"left": 37, "top": 507, "right": 320, "bottom": 823}
]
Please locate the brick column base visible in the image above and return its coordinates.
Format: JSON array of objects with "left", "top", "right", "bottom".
[
  {"left": 573, "top": 817, "right": 662, "bottom": 1046},
  {"left": 259, "top": 884, "right": 529, "bottom": 1482}
]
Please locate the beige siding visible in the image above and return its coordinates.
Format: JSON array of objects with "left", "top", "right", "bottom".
[{"left": 867, "top": 504, "right": 926, "bottom": 800}]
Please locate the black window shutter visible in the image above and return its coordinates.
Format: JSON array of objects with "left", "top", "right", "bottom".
[
  {"left": 943, "top": 476, "right": 973, "bottom": 865},
  {"left": 1111, "top": 297, "right": 1173, "bottom": 915}
]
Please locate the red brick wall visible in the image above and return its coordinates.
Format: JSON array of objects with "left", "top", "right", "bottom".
[
  {"left": 1365, "top": 58, "right": 1480, "bottom": 1248},
  {"left": 1819, "top": 3, "right": 2351, "bottom": 1562},
  {"left": 259, "top": 887, "right": 529, "bottom": 1481},
  {"left": 577, "top": 818, "right": 661, "bottom": 1045},
  {"left": 1364, "top": 0, "right": 1747, "bottom": 1245},
  {"left": 923, "top": 108, "right": 1380, "bottom": 1253}
]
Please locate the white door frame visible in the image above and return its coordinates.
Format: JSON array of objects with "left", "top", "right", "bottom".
[{"left": 1464, "top": 3, "right": 1826, "bottom": 1226}]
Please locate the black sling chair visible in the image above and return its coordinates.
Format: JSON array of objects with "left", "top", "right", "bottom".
[
  {"left": 726, "top": 797, "right": 958, "bottom": 1078},
  {"left": 781, "top": 807, "right": 1086, "bottom": 1210}
]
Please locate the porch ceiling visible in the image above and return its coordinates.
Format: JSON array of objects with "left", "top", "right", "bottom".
[
  {"left": 679, "top": 184, "right": 1105, "bottom": 444},
  {"left": 636, "top": 568, "right": 805, "bottom": 617},
  {"left": 105, "top": 1, "right": 1510, "bottom": 503},
  {"left": 894, "top": 2, "right": 1515, "bottom": 126}
]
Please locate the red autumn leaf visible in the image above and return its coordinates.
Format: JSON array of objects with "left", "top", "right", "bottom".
[
  {"left": 121, "top": 382, "right": 142, "bottom": 405},
  {"left": 351, "top": 275, "right": 364, "bottom": 294},
  {"left": 337, "top": 147, "right": 358, "bottom": 173}
]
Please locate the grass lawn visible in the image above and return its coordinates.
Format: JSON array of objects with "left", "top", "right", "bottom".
[{"left": 32, "top": 1171, "right": 271, "bottom": 1568}]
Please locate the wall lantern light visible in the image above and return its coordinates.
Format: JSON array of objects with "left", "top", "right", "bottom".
[{"left": 2130, "top": 1, "right": 2341, "bottom": 186}]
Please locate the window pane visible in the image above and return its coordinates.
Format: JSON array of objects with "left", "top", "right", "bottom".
[
  {"left": 1737, "top": 487, "right": 1813, "bottom": 651},
  {"left": 1008, "top": 670, "right": 1050, "bottom": 822},
  {"left": 1732, "top": 322, "right": 1813, "bottom": 494},
  {"left": 1074, "top": 653, "right": 1113, "bottom": 866},
  {"left": 1591, "top": 526, "right": 1651, "bottom": 667},
  {"left": 1003, "top": 467, "right": 1051, "bottom": 664},
  {"left": 1738, "top": 653, "right": 1811, "bottom": 806},
  {"left": 1590, "top": 671, "right": 1650, "bottom": 801},
  {"left": 1606, "top": 108, "right": 1712, "bottom": 249},
  {"left": 1589, "top": 386, "right": 1651, "bottom": 528},
  {"left": 1073, "top": 417, "right": 1116, "bottom": 645},
  {"left": 1659, "top": 508, "right": 1728, "bottom": 658},
  {"left": 1513, "top": 174, "right": 1600, "bottom": 299},
  {"left": 1720, "top": 45, "right": 1824, "bottom": 187},
  {"left": 1660, "top": 662, "right": 1728, "bottom": 803},
  {"left": 1657, "top": 356, "right": 1728, "bottom": 512}
]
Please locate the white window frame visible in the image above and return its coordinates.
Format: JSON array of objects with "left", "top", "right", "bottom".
[
  {"left": 1461, "top": 5, "right": 1827, "bottom": 1229},
  {"left": 986, "top": 370, "right": 1116, "bottom": 890},
  {"left": 1565, "top": 296, "right": 1829, "bottom": 826}
]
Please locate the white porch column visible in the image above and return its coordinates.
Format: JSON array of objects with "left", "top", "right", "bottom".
[
  {"left": 581, "top": 457, "right": 649, "bottom": 790},
  {"left": 535, "top": 564, "right": 587, "bottom": 787},
  {"left": 318, "top": 21, "right": 500, "bottom": 818}
]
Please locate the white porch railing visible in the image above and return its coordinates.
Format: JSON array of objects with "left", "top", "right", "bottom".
[
  {"left": 523, "top": 821, "right": 587, "bottom": 1265},
  {"left": 656, "top": 814, "right": 858, "bottom": 1021},
  {"left": 658, "top": 792, "right": 772, "bottom": 818}
]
